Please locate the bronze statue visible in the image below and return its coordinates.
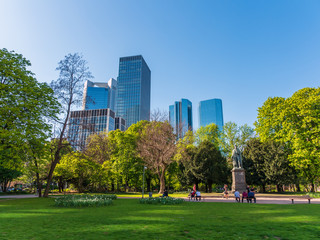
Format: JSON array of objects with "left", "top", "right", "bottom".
[{"left": 232, "top": 145, "right": 242, "bottom": 168}]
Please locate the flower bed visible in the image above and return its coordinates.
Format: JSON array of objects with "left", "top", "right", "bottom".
[
  {"left": 55, "top": 194, "right": 116, "bottom": 207},
  {"left": 139, "top": 197, "right": 184, "bottom": 205}
]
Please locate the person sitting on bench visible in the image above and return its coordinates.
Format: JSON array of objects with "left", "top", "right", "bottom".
[
  {"left": 248, "top": 190, "right": 256, "bottom": 203},
  {"left": 162, "top": 189, "right": 168, "bottom": 197},
  {"left": 196, "top": 190, "right": 201, "bottom": 201}
]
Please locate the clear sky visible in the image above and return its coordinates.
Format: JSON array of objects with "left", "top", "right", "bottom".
[{"left": 1, "top": 0, "right": 320, "bottom": 129}]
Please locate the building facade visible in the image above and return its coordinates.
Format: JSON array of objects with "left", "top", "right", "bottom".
[
  {"left": 82, "top": 78, "right": 117, "bottom": 111},
  {"left": 115, "top": 55, "right": 151, "bottom": 128},
  {"left": 199, "top": 98, "right": 224, "bottom": 131},
  {"left": 68, "top": 108, "right": 118, "bottom": 150},
  {"left": 169, "top": 98, "right": 193, "bottom": 139}
]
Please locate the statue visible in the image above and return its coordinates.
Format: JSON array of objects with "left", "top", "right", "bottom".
[{"left": 232, "top": 145, "right": 242, "bottom": 168}]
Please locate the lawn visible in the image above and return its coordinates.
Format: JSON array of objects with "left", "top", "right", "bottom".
[{"left": 0, "top": 197, "right": 320, "bottom": 240}]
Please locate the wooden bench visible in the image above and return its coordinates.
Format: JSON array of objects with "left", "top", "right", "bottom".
[
  {"left": 188, "top": 195, "right": 205, "bottom": 201},
  {"left": 290, "top": 195, "right": 313, "bottom": 204}
]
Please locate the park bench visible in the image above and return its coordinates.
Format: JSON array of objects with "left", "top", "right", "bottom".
[
  {"left": 188, "top": 195, "right": 205, "bottom": 201},
  {"left": 289, "top": 195, "right": 312, "bottom": 204}
]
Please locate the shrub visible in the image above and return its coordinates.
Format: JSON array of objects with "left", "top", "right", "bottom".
[
  {"left": 54, "top": 194, "right": 116, "bottom": 207},
  {"left": 139, "top": 197, "right": 184, "bottom": 205}
]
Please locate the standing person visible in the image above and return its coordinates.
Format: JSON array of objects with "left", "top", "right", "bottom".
[
  {"left": 234, "top": 190, "right": 240, "bottom": 202},
  {"left": 224, "top": 184, "right": 229, "bottom": 199}
]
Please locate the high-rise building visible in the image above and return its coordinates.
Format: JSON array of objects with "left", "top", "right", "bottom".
[
  {"left": 199, "top": 98, "right": 224, "bottom": 131},
  {"left": 82, "top": 78, "right": 117, "bottom": 111},
  {"left": 68, "top": 108, "right": 120, "bottom": 150},
  {"left": 115, "top": 55, "right": 151, "bottom": 128},
  {"left": 169, "top": 98, "right": 193, "bottom": 138}
]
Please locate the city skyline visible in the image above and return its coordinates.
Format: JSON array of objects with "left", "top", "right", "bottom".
[{"left": 1, "top": 1, "right": 319, "bottom": 130}]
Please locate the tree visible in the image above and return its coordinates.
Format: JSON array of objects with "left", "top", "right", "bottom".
[
  {"left": 44, "top": 53, "right": 93, "bottom": 197},
  {"left": 194, "top": 123, "right": 220, "bottom": 147},
  {"left": 0, "top": 48, "right": 59, "bottom": 191},
  {"left": 255, "top": 88, "right": 320, "bottom": 191},
  {"left": 192, "top": 141, "right": 228, "bottom": 192},
  {"left": 137, "top": 121, "right": 176, "bottom": 193}
]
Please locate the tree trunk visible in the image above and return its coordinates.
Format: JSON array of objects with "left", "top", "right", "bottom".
[
  {"left": 276, "top": 184, "right": 282, "bottom": 193},
  {"left": 310, "top": 183, "right": 315, "bottom": 192},
  {"left": 296, "top": 184, "right": 301, "bottom": 192},
  {"left": 262, "top": 184, "right": 266, "bottom": 193},
  {"left": 159, "top": 169, "right": 166, "bottom": 194}
]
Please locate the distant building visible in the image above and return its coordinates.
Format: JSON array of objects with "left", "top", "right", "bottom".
[
  {"left": 169, "top": 98, "right": 193, "bottom": 139},
  {"left": 82, "top": 78, "right": 117, "bottom": 111},
  {"left": 67, "top": 108, "right": 124, "bottom": 150},
  {"left": 115, "top": 117, "right": 126, "bottom": 131},
  {"left": 115, "top": 55, "right": 151, "bottom": 128},
  {"left": 199, "top": 98, "right": 224, "bottom": 131}
]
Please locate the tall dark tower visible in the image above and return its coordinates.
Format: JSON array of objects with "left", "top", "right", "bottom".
[{"left": 115, "top": 55, "right": 151, "bottom": 128}]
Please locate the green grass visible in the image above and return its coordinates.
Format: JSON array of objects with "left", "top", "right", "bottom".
[{"left": 1, "top": 198, "right": 320, "bottom": 240}]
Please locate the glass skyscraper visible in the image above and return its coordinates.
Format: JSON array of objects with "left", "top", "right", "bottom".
[
  {"left": 115, "top": 55, "right": 151, "bottom": 128},
  {"left": 82, "top": 78, "right": 117, "bottom": 111},
  {"left": 169, "top": 98, "right": 193, "bottom": 139},
  {"left": 199, "top": 99, "right": 224, "bottom": 131}
]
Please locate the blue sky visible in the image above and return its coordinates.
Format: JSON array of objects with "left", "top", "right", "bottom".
[{"left": 1, "top": 0, "right": 320, "bottom": 129}]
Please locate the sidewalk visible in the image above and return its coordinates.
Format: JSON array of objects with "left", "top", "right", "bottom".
[
  {"left": 183, "top": 195, "right": 320, "bottom": 204},
  {"left": 0, "top": 194, "right": 38, "bottom": 199}
]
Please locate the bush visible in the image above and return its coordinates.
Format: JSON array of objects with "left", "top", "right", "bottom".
[
  {"left": 139, "top": 197, "right": 184, "bottom": 205},
  {"left": 54, "top": 194, "right": 116, "bottom": 207}
]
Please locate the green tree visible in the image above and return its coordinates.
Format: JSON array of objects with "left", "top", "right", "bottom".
[
  {"left": 192, "top": 141, "right": 228, "bottom": 192},
  {"left": 195, "top": 123, "right": 220, "bottom": 147},
  {"left": 0, "top": 48, "right": 59, "bottom": 191},
  {"left": 255, "top": 88, "right": 320, "bottom": 191}
]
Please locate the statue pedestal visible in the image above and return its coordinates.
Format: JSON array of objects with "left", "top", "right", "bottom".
[{"left": 231, "top": 168, "right": 247, "bottom": 193}]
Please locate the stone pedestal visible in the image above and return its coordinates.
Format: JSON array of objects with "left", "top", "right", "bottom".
[{"left": 231, "top": 168, "right": 247, "bottom": 193}]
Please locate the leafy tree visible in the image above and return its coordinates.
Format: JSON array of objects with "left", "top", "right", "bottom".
[
  {"left": 192, "top": 141, "right": 228, "bottom": 192},
  {"left": 137, "top": 121, "right": 176, "bottom": 193},
  {"left": 0, "top": 48, "right": 59, "bottom": 191},
  {"left": 44, "top": 53, "right": 93, "bottom": 197},
  {"left": 194, "top": 123, "right": 220, "bottom": 147},
  {"left": 255, "top": 88, "right": 320, "bottom": 191},
  {"left": 242, "top": 138, "right": 267, "bottom": 192}
]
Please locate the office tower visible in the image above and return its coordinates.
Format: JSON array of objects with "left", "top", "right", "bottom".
[
  {"left": 68, "top": 108, "right": 119, "bottom": 150},
  {"left": 115, "top": 55, "right": 151, "bottom": 128},
  {"left": 169, "top": 98, "right": 193, "bottom": 138},
  {"left": 199, "top": 98, "right": 224, "bottom": 131},
  {"left": 115, "top": 117, "right": 126, "bottom": 131},
  {"left": 82, "top": 78, "right": 117, "bottom": 111}
]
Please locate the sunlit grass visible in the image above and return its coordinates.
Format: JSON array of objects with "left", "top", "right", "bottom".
[{"left": 0, "top": 198, "right": 319, "bottom": 239}]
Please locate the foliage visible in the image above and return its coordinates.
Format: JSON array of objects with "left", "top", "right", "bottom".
[
  {"left": 0, "top": 48, "right": 59, "bottom": 192},
  {"left": 191, "top": 141, "right": 228, "bottom": 192},
  {"left": 54, "top": 194, "right": 115, "bottom": 207},
  {"left": 138, "top": 121, "right": 176, "bottom": 193},
  {"left": 139, "top": 197, "right": 184, "bottom": 205},
  {"left": 194, "top": 123, "right": 220, "bottom": 147},
  {"left": 255, "top": 87, "right": 320, "bottom": 190},
  {"left": 219, "top": 122, "right": 254, "bottom": 161},
  {"left": 55, "top": 152, "right": 105, "bottom": 193}
]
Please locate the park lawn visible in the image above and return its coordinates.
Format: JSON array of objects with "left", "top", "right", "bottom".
[{"left": 0, "top": 198, "right": 320, "bottom": 240}]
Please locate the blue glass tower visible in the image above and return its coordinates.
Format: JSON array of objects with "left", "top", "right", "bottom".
[
  {"left": 169, "top": 98, "right": 193, "bottom": 138},
  {"left": 82, "top": 78, "right": 117, "bottom": 111},
  {"left": 199, "top": 99, "right": 224, "bottom": 131},
  {"left": 116, "top": 55, "right": 151, "bottom": 128}
]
